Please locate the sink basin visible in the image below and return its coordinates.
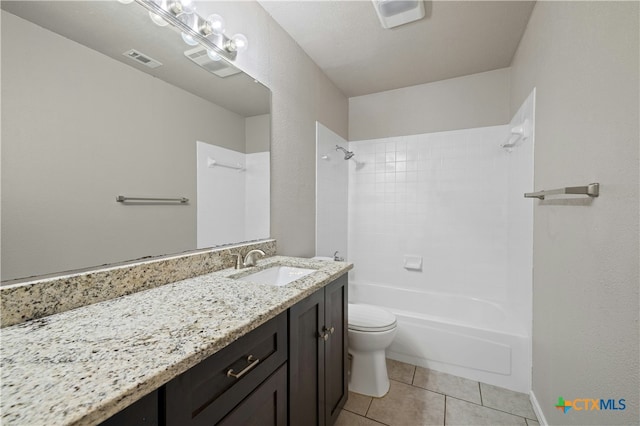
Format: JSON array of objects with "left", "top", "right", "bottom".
[{"left": 236, "top": 266, "right": 316, "bottom": 287}]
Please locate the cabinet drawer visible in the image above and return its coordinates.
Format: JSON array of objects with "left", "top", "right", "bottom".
[
  {"left": 165, "top": 312, "right": 288, "bottom": 426},
  {"left": 218, "top": 363, "right": 287, "bottom": 426}
]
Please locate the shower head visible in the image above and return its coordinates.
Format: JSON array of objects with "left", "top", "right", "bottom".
[{"left": 335, "top": 145, "right": 355, "bottom": 160}]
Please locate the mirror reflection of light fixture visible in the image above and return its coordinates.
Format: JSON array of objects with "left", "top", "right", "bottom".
[
  {"left": 203, "top": 14, "right": 226, "bottom": 36},
  {"left": 372, "top": 0, "right": 425, "bottom": 29},
  {"left": 180, "top": 13, "right": 200, "bottom": 46},
  {"left": 207, "top": 50, "right": 222, "bottom": 61},
  {"left": 149, "top": 11, "right": 169, "bottom": 27},
  {"left": 121, "top": 0, "right": 248, "bottom": 62}
]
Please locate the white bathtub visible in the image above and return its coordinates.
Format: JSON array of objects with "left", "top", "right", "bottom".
[{"left": 349, "top": 281, "right": 531, "bottom": 393}]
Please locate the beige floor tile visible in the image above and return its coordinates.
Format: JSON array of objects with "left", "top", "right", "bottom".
[
  {"left": 344, "top": 391, "right": 373, "bottom": 416},
  {"left": 367, "top": 380, "right": 445, "bottom": 426},
  {"left": 525, "top": 419, "right": 540, "bottom": 426},
  {"left": 446, "top": 397, "right": 527, "bottom": 426},
  {"left": 480, "top": 383, "right": 537, "bottom": 419},
  {"left": 335, "top": 409, "right": 387, "bottom": 426},
  {"left": 413, "top": 367, "right": 481, "bottom": 405},
  {"left": 386, "top": 358, "right": 416, "bottom": 384}
]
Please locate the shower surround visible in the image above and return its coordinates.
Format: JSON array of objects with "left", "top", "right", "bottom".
[{"left": 346, "top": 92, "right": 534, "bottom": 392}]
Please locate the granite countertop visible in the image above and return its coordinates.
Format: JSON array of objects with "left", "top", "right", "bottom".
[{"left": 0, "top": 256, "right": 352, "bottom": 426}]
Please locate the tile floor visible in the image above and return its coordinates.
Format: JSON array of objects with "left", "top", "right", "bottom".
[{"left": 336, "top": 359, "right": 539, "bottom": 426}]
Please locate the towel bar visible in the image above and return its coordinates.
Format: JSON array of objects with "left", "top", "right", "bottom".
[{"left": 524, "top": 183, "right": 599, "bottom": 200}]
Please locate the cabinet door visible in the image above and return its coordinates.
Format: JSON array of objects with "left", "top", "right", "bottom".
[
  {"left": 100, "top": 390, "right": 159, "bottom": 426},
  {"left": 288, "top": 289, "right": 325, "bottom": 426},
  {"left": 324, "top": 275, "right": 348, "bottom": 426},
  {"left": 218, "top": 364, "right": 287, "bottom": 426}
]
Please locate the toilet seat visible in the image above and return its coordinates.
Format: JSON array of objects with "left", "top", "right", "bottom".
[{"left": 348, "top": 304, "right": 397, "bottom": 332}]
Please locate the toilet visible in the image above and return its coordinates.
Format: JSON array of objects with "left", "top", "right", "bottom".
[{"left": 348, "top": 303, "right": 398, "bottom": 397}]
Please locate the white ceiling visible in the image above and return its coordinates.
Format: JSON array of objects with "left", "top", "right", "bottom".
[{"left": 258, "top": 0, "right": 535, "bottom": 97}]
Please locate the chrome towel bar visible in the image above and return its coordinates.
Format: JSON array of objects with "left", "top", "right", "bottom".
[
  {"left": 524, "top": 183, "right": 599, "bottom": 200},
  {"left": 116, "top": 196, "right": 189, "bottom": 203},
  {"left": 207, "top": 157, "right": 244, "bottom": 171}
]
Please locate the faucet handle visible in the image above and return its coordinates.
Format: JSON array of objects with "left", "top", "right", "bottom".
[
  {"left": 230, "top": 253, "right": 243, "bottom": 269},
  {"left": 333, "top": 251, "right": 344, "bottom": 262}
]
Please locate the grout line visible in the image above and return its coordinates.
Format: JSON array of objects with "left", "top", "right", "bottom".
[
  {"left": 385, "top": 361, "right": 538, "bottom": 424},
  {"left": 444, "top": 395, "right": 447, "bottom": 426},
  {"left": 363, "top": 410, "right": 391, "bottom": 426},
  {"left": 447, "top": 395, "right": 533, "bottom": 420},
  {"left": 364, "top": 395, "right": 373, "bottom": 417}
]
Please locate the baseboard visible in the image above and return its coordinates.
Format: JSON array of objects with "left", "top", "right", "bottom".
[{"left": 530, "top": 390, "right": 548, "bottom": 425}]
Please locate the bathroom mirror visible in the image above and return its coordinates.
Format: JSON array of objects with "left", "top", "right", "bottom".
[{"left": 1, "top": 1, "right": 271, "bottom": 282}]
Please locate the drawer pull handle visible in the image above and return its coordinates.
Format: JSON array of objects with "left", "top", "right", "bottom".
[
  {"left": 328, "top": 326, "right": 335, "bottom": 334},
  {"left": 227, "top": 355, "right": 260, "bottom": 379},
  {"left": 319, "top": 331, "right": 329, "bottom": 341}
]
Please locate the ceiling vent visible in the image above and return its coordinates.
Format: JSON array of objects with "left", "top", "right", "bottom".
[
  {"left": 122, "top": 49, "right": 163, "bottom": 69},
  {"left": 372, "top": 0, "right": 425, "bottom": 29},
  {"left": 184, "top": 46, "right": 242, "bottom": 78}
]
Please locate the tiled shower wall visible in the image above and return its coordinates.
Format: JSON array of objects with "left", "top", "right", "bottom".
[{"left": 348, "top": 126, "right": 518, "bottom": 304}]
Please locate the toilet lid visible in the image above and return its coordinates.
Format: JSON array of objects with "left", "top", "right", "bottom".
[{"left": 348, "top": 304, "right": 397, "bottom": 332}]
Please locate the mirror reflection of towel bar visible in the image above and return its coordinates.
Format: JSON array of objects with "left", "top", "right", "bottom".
[
  {"left": 524, "top": 183, "right": 599, "bottom": 200},
  {"left": 207, "top": 157, "right": 244, "bottom": 172},
  {"left": 116, "top": 196, "right": 189, "bottom": 203}
]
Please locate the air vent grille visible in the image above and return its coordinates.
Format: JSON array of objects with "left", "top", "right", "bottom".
[
  {"left": 184, "top": 46, "right": 241, "bottom": 78},
  {"left": 123, "top": 49, "right": 163, "bottom": 69}
]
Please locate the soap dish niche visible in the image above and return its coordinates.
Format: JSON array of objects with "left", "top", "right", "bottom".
[{"left": 403, "top": 255, "right": 422, "bottom": 271}]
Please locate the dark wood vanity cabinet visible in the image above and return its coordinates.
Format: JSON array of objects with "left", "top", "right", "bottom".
[
  {"left": 289, "top": 274, "right": 348, "bottom": 426},
  {"left": 164, "top": 312, "right": 288, "bottom": 426},
  {"left": 100, "top": 390, "right": 159, "bottom": 426},
  {"left": 100, "top": 273, "right": 348, "bottom": 426}
]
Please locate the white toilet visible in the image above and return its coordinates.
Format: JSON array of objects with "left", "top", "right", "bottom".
[{"left": 348, "top": 303, "right": 398, "bottom": 397}]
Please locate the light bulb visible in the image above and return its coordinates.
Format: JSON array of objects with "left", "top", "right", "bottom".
[
  {"left": 203, "top": 14, "right": 225, "bottom": 36},
  {"left": 179, "top": 13, "right": 199, "bottom": 46},
  {"left": 207, "top": 50, "right": 222, "bottom": 61},
  {"left": 231, "top": 33, "right": 248, "bottom": 52},
  {"left": 181, "top": 0, "right": 196, "bottom": 14},
  {"left": 149, "top": 11, "right": 169, "bottom": 27},
  {"left": 181, "top": 32, "right": 199, "bottom": 46},
  {"left": 169, "top": 0, "right": 195, "bottom": 15}
]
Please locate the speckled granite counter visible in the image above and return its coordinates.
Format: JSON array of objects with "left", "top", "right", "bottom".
[{"left": 0, "top": 256, "right": 352, "bottom": 426}]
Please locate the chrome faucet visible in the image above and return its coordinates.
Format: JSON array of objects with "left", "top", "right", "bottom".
[
  {"left": 333, "top": 251, "right": 344, "bottom": 261},
  {"left": 244, "top": 249, "right": 266, "bottom": 267},
  {"left": 232, "top": 249, "right": 266, "bottom": 269}
]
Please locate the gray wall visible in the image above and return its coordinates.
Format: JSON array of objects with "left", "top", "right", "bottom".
[
  {"left": 1, "top": 11, "right": 246, "bottom": 280},
  {"left": 205, "top": 1, "right": 349, "bottom": 257},
  {"left": 349, "top": 68, "right": 510, "bottom": 140},
  {"left": 246, "top": 114, "right": 271, "bottom": 153},
  {"left": 510, "top": 2, "right": 639, "bottom": 424}
]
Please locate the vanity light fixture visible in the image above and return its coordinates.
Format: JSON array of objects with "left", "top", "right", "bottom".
[{"left": 122, "top": 0, "right": 248, "bottom": 62}]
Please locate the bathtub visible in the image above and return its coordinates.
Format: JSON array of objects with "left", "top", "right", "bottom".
[{"left": 349, "top": 281, "right": 531, "bottom": 393}]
